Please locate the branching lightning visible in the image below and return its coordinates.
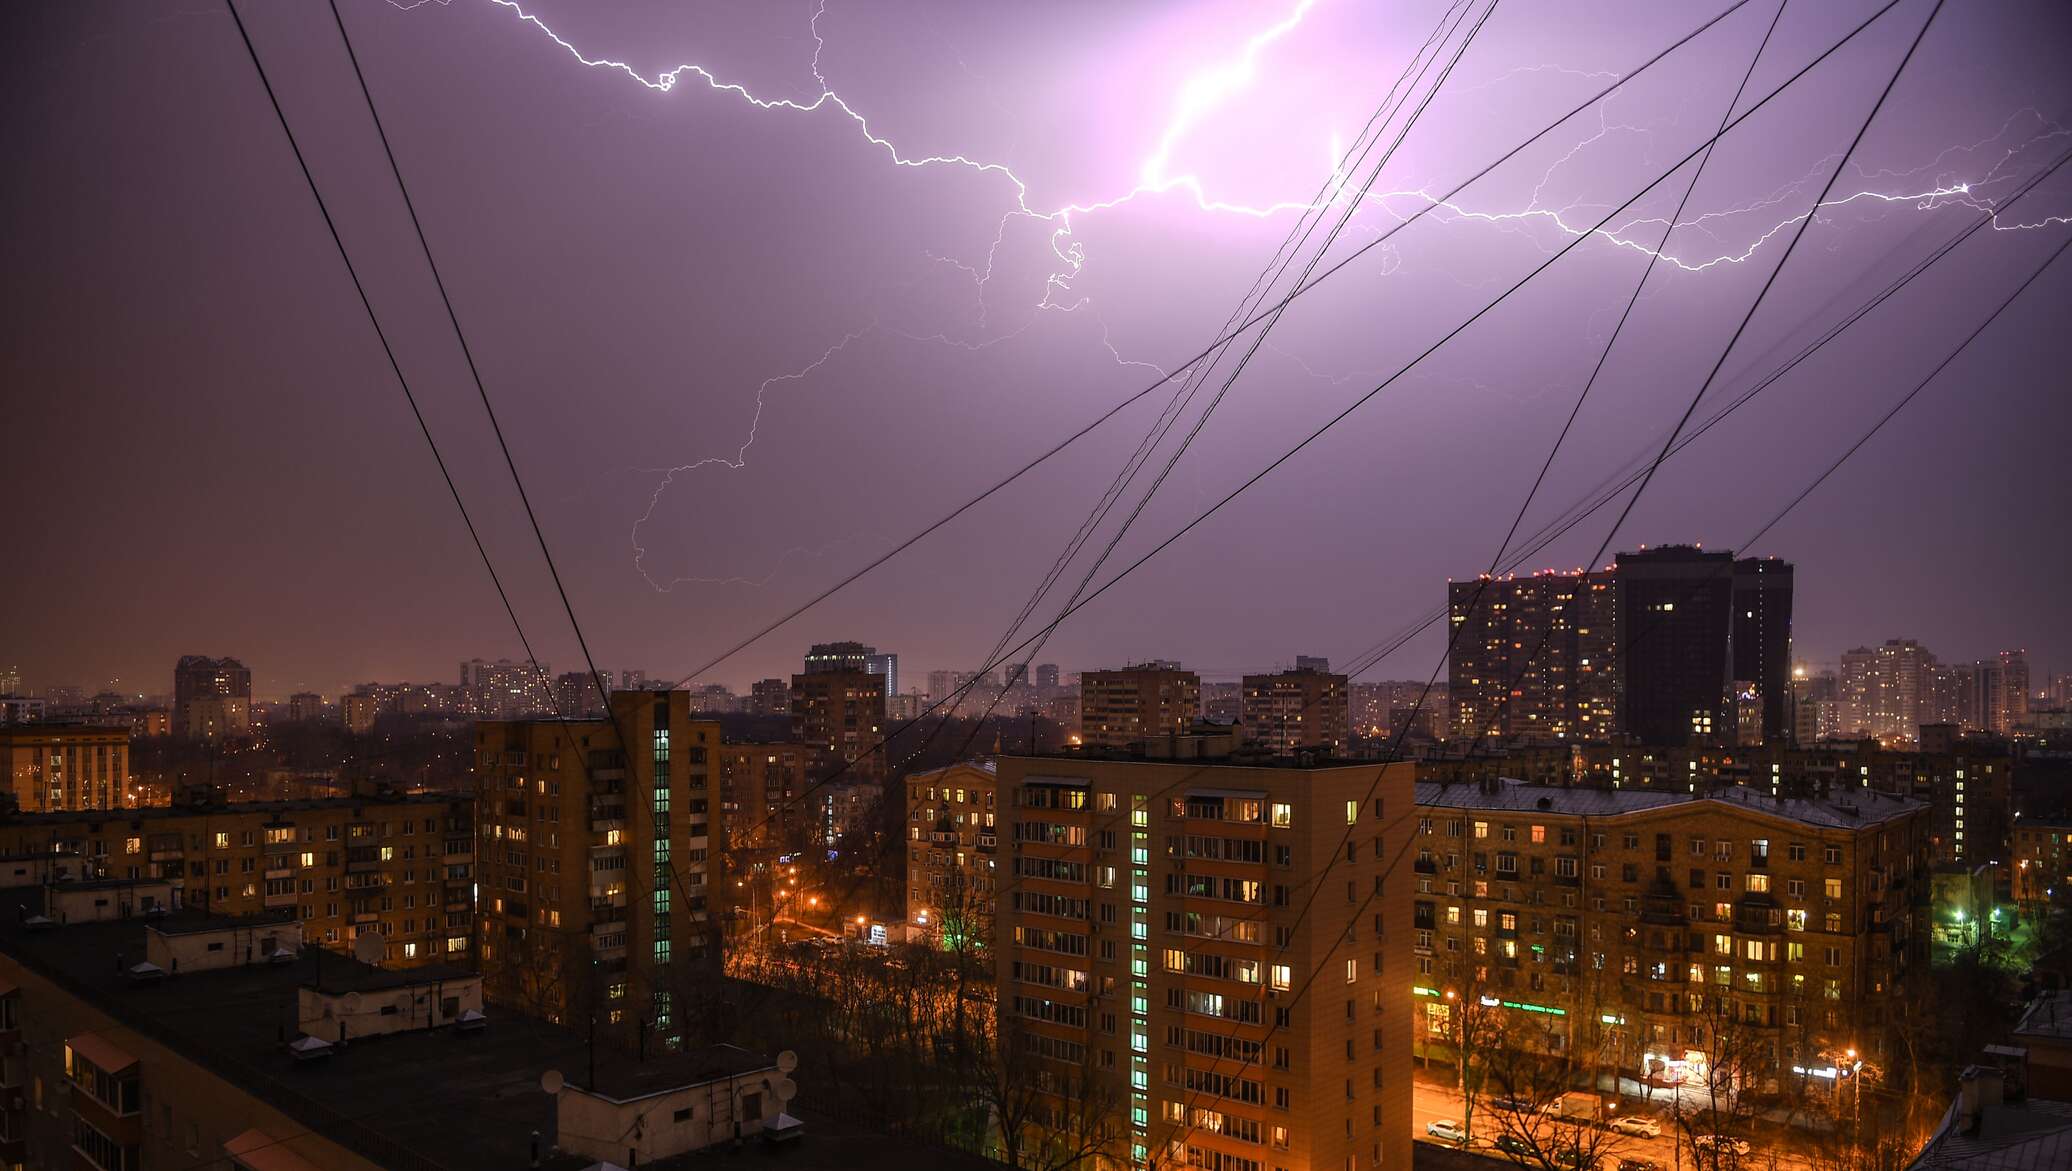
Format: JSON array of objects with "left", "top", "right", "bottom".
[{"left": 387, "top": 0, "right": 2072, "bottom": 588}]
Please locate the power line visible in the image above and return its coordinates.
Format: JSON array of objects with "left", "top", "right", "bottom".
[
  {"left": 956, "top": 0, "right": 1499, "bottom": 764},
  {"left": 1160, "top": 0, "right": 1951, "bottom": 1142},
  {"left": 662, "top": 0, "right": 1760, "bottom": 691},
  {"left": 696, "top": 0, "right": 1903, "bottom": 873}
]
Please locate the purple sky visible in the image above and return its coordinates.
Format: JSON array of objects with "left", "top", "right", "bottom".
[{"left": 4, "top": 0, "right": 2069, "bottom": 700}]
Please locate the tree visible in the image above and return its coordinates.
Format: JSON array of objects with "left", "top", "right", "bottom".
[
  {"left": 1478, "top": 1009, "right": 1635, "bottom": 1170},
  {"left": 969, "top": 1020, "right": 1128, "bottom": 1171},
  {"left": 1664, "top": 990, "right": 1769, "bottom": 1171}
]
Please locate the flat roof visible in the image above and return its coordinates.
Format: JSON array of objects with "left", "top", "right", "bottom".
[
  {"left": 1, "top": 791, "right": 468, "bottom": 827},
  {"left": 147, "top": 911, "right": 299, "bottom": 937},
  {"left": 0, "top": 890, "right": 984, "bottom": 1171},
  {"left": 1413, "top": 778, "right": 1925, "bottom": 828}
]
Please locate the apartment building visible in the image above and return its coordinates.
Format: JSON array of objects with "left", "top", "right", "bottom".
[
  {"left": 719, "top": 741, "right": 814, "bottom": 853},
  {"left": 994, "top": 749, "right": 1416, "bottom": 1171},
  {"left": 0, "top": 785, "right": 472, "bottom": 966},
  {"left": 1078, "top": 665, "right": 1200, "bottom": 750},
  {"left": 2012, "top": 819, "right": 2072, "bottom": 911},
  {"left": 473, "top": 690, "right": 722, "bottom": 1046},
  {"left": 1239, "top": 667, "right": 1350, "bottom": 756},
  {"left": 790, "top": 668, "right": 886, "bottom": 780},
  {"left": 1411, "top": 778, "right": 1927, "bottom": 1092},
  {"left": 0, "top": 723, "right": 130, "bottom": 812},
  {"left": 905, "top": 761, "right": 998, "bottom": 944}
]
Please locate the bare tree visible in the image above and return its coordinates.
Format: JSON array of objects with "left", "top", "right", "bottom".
[
  {"left": 969, "top": 1020, "right": 1128, "bottom": 1171},
  {"left": 1478, "top": 1009, "right": 1636, "bottom": 1170}
]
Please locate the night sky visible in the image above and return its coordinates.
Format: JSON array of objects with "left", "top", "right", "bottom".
[{"left": 4, "top": 0, "right": 2069, "bottom": 699}]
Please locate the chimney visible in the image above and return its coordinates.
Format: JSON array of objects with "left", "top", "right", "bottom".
[{"left": 1958, "top": 1065, "right": 2005, "bottom": 1134}]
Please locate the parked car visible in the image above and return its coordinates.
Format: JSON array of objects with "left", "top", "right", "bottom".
[
  {"left": 1616, "top": 1159, "right": 1665, "bottom": 1171},
  {"left": 1494, "top": 1134, "right": 1534, "bottom": 1157},
  {"left": 1607, "top": 1115, "right": 1662, "bottom": 1138},
  {"left": 1693, "top": 1134, "right": 1752, "bottom": 1156},
  {"left": 1491, "top": 1095, "right": 1546, "bottom": 1114},
  {"left": 1425, "top": 1119, "right": 1470, "bottom": 1145}
]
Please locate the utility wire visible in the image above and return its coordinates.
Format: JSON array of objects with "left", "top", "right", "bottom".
[
  {"left": 662, "top": 0, "right": 1760, "bottom": 690},
  {"left": 696, "top": 0, "right": 1902, "bottom": 867}
]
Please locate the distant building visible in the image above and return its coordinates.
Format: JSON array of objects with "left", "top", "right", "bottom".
[
  {"left": 748, "top": 677, "right": 790, "bottom": 717},
  {"left": 1447, "top": 569, "right": 1617, "bottom": 743},
  {"left": 342, "top": 692, "right": 378, "bottom": 734},
  {"left": 1199, "top": 680, "right": 1242, "bottom": 724},
  {"left": 0, "top": 696, "right": 47, "bottom": 725},
  {"left": 285, "top": 692, "right": 324, "bottom": 723},
  {"left": 2, "top": 785, "right": 472, "bottom": 963},
  {"left": 719, "top": 741, "right": 813, "bottom": 852},
  {"left": 1239, "top": 665, "right": 1349, "bottom": 755},
  {"left": 789, "top": 670, "right": 886, "bottom": 779},
  {"left": 172, "top": 655, "right": 251, "bottom": 739},
  {"left": 0, "top": 724, "right": 130, "bottom": 812},
  {"left": 1077, "top": 664, "right": 1199, "bottom": 749},
  {"left": 903, "top": 761, "right": 996, "bottom": 943},
  {"left": 1615, "top": 546, "right": 1738, "bottom": 746},
  {"left": 1034, "top": 663, "right": 1061, "bottom": 691},
  {"left": 865, "top": 652, "right": 899, "bottom": 700},
  {"left": 803, "top": 641, "right": 874, "bottom": 674}
]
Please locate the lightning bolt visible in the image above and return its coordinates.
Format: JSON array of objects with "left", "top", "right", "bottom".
[{"left": 386, "top": 0, "right": 2072, "bottom": 588}]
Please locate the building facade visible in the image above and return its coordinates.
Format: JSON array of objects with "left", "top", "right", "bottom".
[
  {"left": 1078, "top": 665, "right": 1201, "bottom": 750},
  {"left": 905, "top": 761, "right": 998, "bottom": 946},
  {"left": 1239, "top": 667, "right": 1350, "bottom": 756},
  {"left": 789, "top": 669, "right": 886, "bottom": 780},
  {"left": 473, "top": 690, "right": 722, "bottom": 1046},
  {"left": 1411, "top": 779, "right": 1926, "bottom": 1092},
  {"left": 0, "top": 723, "right": 130, "bottom": 813},
  {"left": 0, "top": 786, "right": 473, "bottom": 965},
  {"left": 994, "top": 752, "right": 1416, "bottom": 1171},
  {"left": 173, "top": 655, "right": 252, "bottom": 739},
  {"left": 1448, "top": 570, "right": 1618, "bottom": 745}
]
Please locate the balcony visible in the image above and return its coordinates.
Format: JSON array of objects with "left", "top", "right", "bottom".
[
  {"left": 977, "top": 832, "right": 998, "bottom": 852},
  {"left": 350, "top": 911, "right": 378, "bottom": 925},
  {"left": 264, "top": 890, "right": 297, "bottom": 910}
]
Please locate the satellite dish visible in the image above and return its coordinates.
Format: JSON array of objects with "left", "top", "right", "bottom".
[
  {"left": 776, "top": 1050, "right": 798, "bottom": 1074},
  {"left": 540, "top": 1069, "right": 564, "bottom": 1095},
  {"left": 352, "top": 934, "right": 386, "bottom": 965},
  {"left": 774, "top": 1077, "right": 797, "bottom": 1102}
]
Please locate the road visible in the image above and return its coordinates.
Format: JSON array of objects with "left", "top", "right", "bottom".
[{"left": 1411, "top": 1078, "right": 1814, "bottom": 1170}]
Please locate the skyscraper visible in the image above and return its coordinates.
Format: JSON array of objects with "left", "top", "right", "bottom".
[
  {"left": 1614, "top": 546, "right": 1736, "bottom": 746},
  {"left": 1446, "top": 569, "right": 1616, "bottom": 743},
  {"left": 864, "top": 651, "right": 899, "bottom": 700},
  {"left": 1730, "top": 556, "right": 1794, "bottom": 744},
  {"left": 1997, "top": 649, "right": 2032, "bottom": 733}
]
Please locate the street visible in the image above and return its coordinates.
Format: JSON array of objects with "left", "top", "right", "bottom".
[{"left": 1410, "top": 1074, "right": 1817, "bottom": 1170}]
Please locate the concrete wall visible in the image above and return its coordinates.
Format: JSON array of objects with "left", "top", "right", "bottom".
[
  {"left": 147, "top": 921, "right": 304, "bottom": 974},
  {"left": 556, "top": 1069, "right": 780, "bottom": 1165},
  {"left": 48, "top": 881, "right": 174, "bottom": 922},
  {"left": 297, "top": 975, "right": 482, "bottom": 1041}
]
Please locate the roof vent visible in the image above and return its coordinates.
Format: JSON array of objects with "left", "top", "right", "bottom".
[{"left": 1536, "top": 797, "right": 1553, "bottom": 811}]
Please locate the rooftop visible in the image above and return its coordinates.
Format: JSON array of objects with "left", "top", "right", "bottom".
[
  {"left": 2016, "top": 990, "right": 2072, "bottom": 1045},
  {"left": 0, "top": 891, "right": 970, "bottom": 1171},
  {"left": 1911, "top": 1095, "right": 2072, "bottom": 1171},
  {"left": 0, "top": 790, "right": 468, "bottom": 826},
  {"left": 1413, "top": 777, "right": 1925, "bottom": 828},
  {"left": 146, "top": 910, "right": 299, "bottom": 937}
]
